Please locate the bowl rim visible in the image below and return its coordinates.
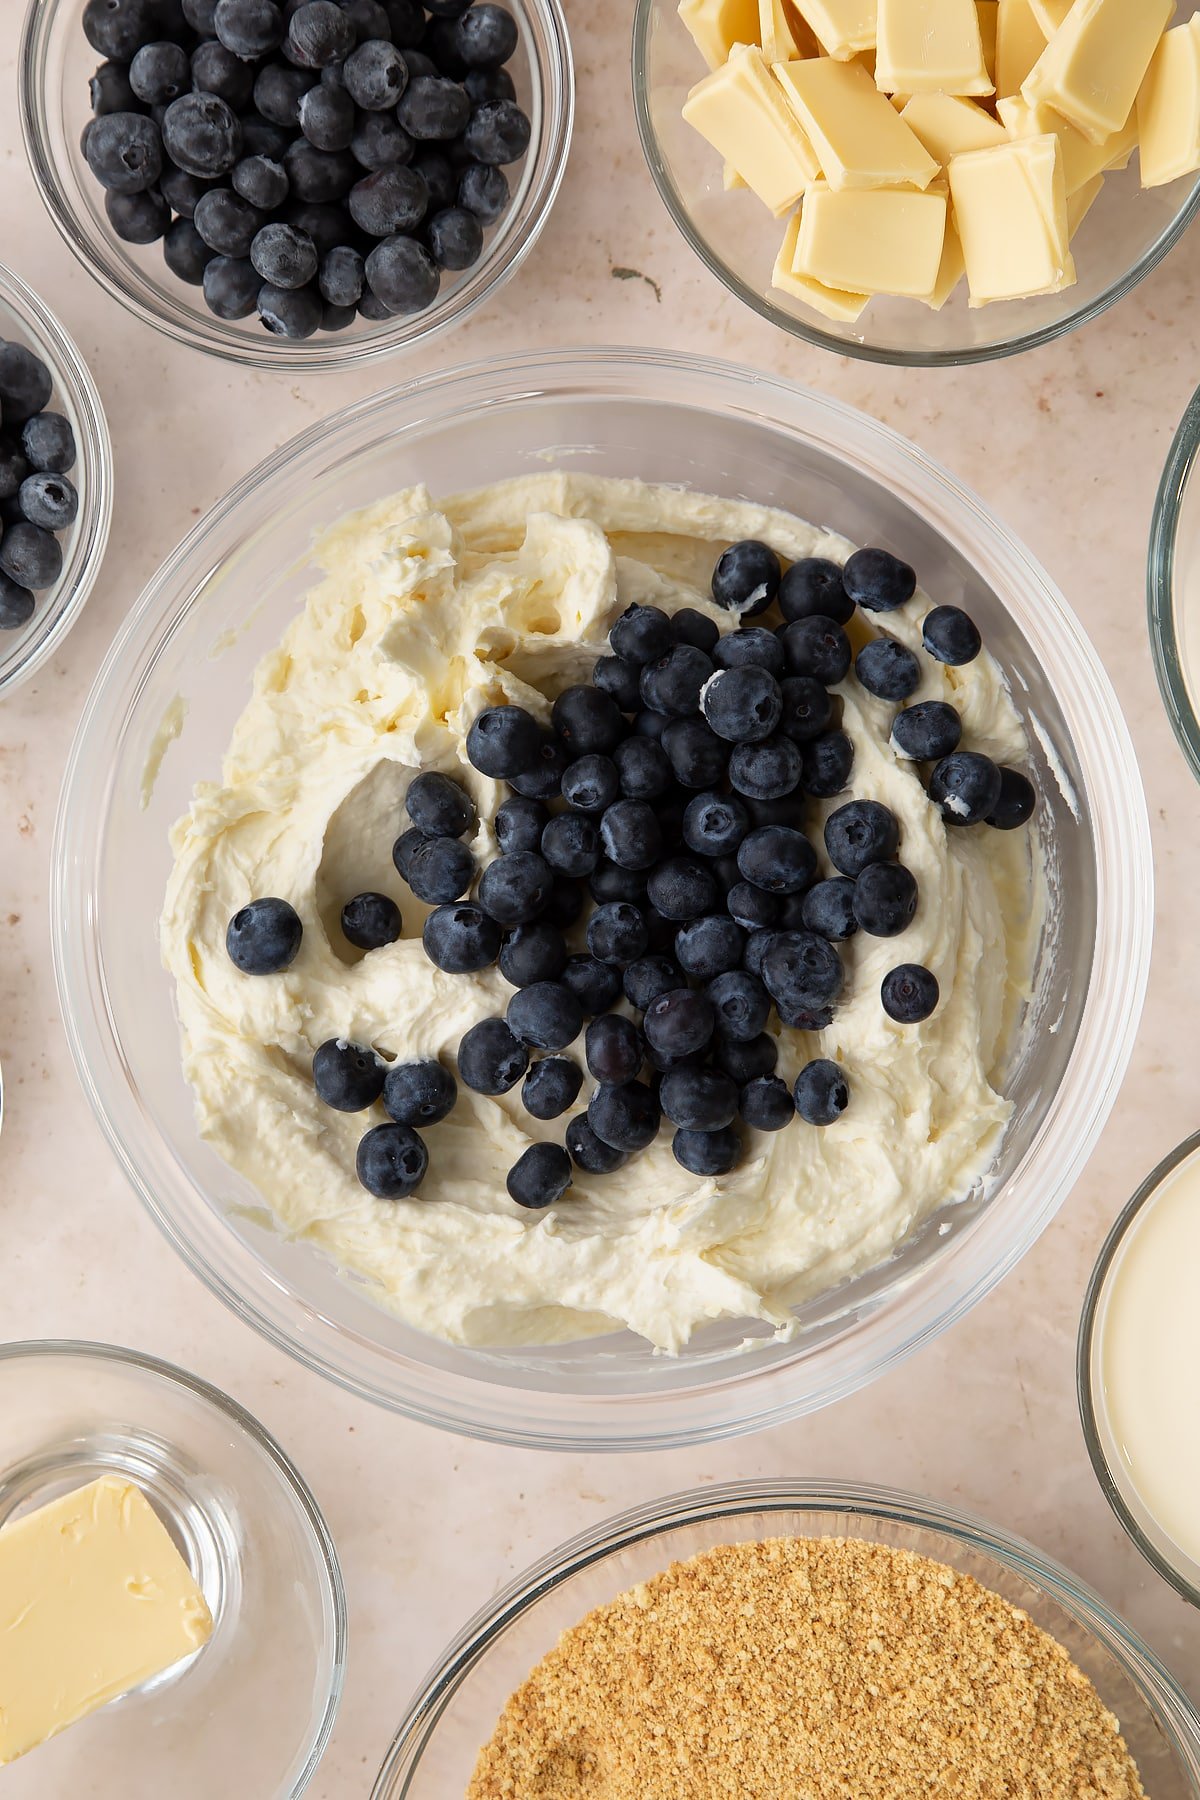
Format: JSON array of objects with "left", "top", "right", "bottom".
[
  {"left": 18, "top": 0, "right": 575, "bottom": 372},
  {"left": 371, "top": 1475, "right": 1200, "bottom": 1795},
  {"left": 0, "top": 259, "right": 113, "bottom": 696},
  {"left": 630, "top": 0, "right": 1200, "bottom": 369},
  {"left": 1148, "top": 382, "right": 1200, "bottom": 783},
  {"left": 0, "top": 1336, "right": 348, "bottom": 1797},
  {"left": 52, "top": 345, "right": 1153, "bottom": 1451},
  {"left": 1077, "top": 1128, "right": 1200, "bottom": 1613}
]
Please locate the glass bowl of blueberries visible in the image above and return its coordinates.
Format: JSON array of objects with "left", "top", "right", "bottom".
[
  {"left": 53, "top": 348, "right": 1150, "bottom": 1450},
  {"left": 0, "top": 260, "right": 112, "bottom": 696},
  {"left": 20, "top": 0, "right": 573, "bottom": 368}
]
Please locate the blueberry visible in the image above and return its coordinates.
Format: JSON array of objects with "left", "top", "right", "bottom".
[
  {"left": 14, "top": 405, "right": 69, "bottom": 469},
  {"left": 713, "top": 625, "right": 783, "bottom": 675},
  {"left": 646, "top": 855, "right": 720, "bottom": 922},
  {"left": 715, "top": 1031, "right": 777, "bottom": 1085},
  {"left": 726, "top": 881, "right": 779, "bottom": 934},
  {"left": 923, "top": 605, "right": 981, "bottom": 666},
  {"left": 365, "top": 234, "right": 440, "bottom": 310},
  {"left": 586, "top": 901, "right": 649, "bottom": 966},
  {"left": 162, "top": 93, "right": 243, "bottom": 177},
  {"left": 406, "top": 769, "right": 474, "bottom": 837},
  {"left": 590, "top": 862, "right": 648, "bottom": 907},
  {"left": 539, "top": 812, "right": 599, "bottom": 878},
  {"left": 699, "top": 665, "right": 782, "bottom": 744},
  {"left": 422, "top": 13, "right": 469, "bottom": 74},
  {"left": 561, "top": 952, "right": 624, "bottom": 1015},
  {"left": 283, "top": 139, "right": 358, "bottom": 200},
  {"left": 661, "top": 717, "right": 727, "bottom": 790},
  {"left": 83, "top": 0, "right": 163, "bottom": 60},
  {"left": 90, "top": 60, "right": 140, "bottom": 114},
  {"left": 195, "top": 188, "right": 264, "bottom": 258},
  {"left": 312, "top": 1037, "right": 386, "bottom": 1109},
  {"left": 191, "top": 40, "right": 257, "bottom": 110},
  {"left": 506, "top": 733, "right": 568, "bottom": 799},
  {"left": 634, "top": 708, "right": 668, "bottom": 741},
  {"left": 163, "top": 217, "right": 217, "bottom": 283},
  {"left": 356, "top": 1121, "right": 428, "bottom": 1197},
  {"left": 344, "top": 37, "right": 409, "bottom": 107},
  {"left": 728, "top": 735, "right": 802, "bottom": 802},
  {"left": 618, "top": 958, "right": 673, "bottom": 1014},
  {"left": 341, "top": 0, "right": 396, "bottom": 38},
  {"left": 599, "top": 799, "right": 662, "bottom": 871},
  {"left": 458, "top": 159, "right": 509, "bottom": 221},
  {"left": 521, "top": 1058, "right": 582, "bottom": 1122},
  {"left": 711, "top": 539, "right": 780, "bottom": 617},
  {"left": 506, "top": 980, "right": 583, "bottom": 1051},
  {"left": 383, "top": 0, "right": 424, "bottom": 38},
  {"left": 673, "top": 1125, "right": 739, "bottom": 1176},
  {"left": 854, "top": 863, "right": 918, "bottom": 939},
  {"left": 454, "top": 3, "right": 518, "bottom": 65},
  {"left": 383, "top": 1058, "right": 457, "bottom": 1125},
  {"left": 398, "top": 834, "right": 474, "bottom": 904},
  {"left": 495, "top": 794, "right": 548, "bottom": 854},
  {"left": 801, "top": 729, "right": 854, "bottom": 798},
  {"left": 426, "top": 206, "right": 483, "bottom": 269},
  {"left": 498, "top": 921, "right": 566, "bottom": 987},
  {"left": 254, "top": 62, "right": 317, "bottom": 126},
  {"left": 130, "top": 41, "right": 191, "bottom": 105},
  {"left": 780, "top": 615, "right": 851, "bottom": 686},
  {"left": 184, "top": 0, "right": 220, "bottom": 26},
  {"left": 299, "top": 81, "right": 356, "bottom": 149},
  {"left": 585, "top": 1014, "right": 644, "bottom": 1085},
  {"left": 349, "top": 165, "right": 428, "bottom": 233},
  {"left": 676, "top": 796, "right": 738, "bottom": 864},
  {"left": 793, "top": 1058, "right": 849, "bottom": 1126},
  {"left": 801, "top": 877, "right": 857, "bottom": 941},
  {"left": 610, "top": 603, "right": 673, "bottom": 665},
  {"left": 161, "top": 163, "right": 217, "bottom": 217},
  {"left": 464, "top": 64, "right": 516, "bottom": 103},
  {"left": 402, "top": 47, "right": 438, "bottom": 76},
  {"left": 643, "top": 987, "right": 713, "bottom": 1060},
  {"left": 106, "top": 186, "right": 171, "bottom": 243},
  {"left": 550, "top": 689, "right": 624, "bottom": 761},
  {"left": 458, "top": 1016, "right": 528, "bottom": 1092},
  {"left": 341, "top": 890, "right": 401, "bottom": 949},
  {"left": 855, "top": 635, "right": 921, "bottom": 701},
  {"left": 0, "top": 523, "right": 62, "bottom": 590},
  {"left": 353, "top": 111, "right": 415, "bottom": 168},
  {"left": 397, "top": 74, "right": 471, "bottom": 139},
  {"left": 320, "top": 301, "right": 357, "bottom": 331},
  {"left": 929, "top": 751, "right": 1003, "bottom": 826},
  {"left": 477, "top": 849, "right": 552, "bottom": 925},
  {"left": 778, "top": 556, "right": 854, "bottom": 625},
  {"left": 612, "top": 736, "right": 672, "bottom": 802},
  {"left": 318, "top": 243, "right": 364, "bottom": 307},
  {"left": 566, "top": 1115, "right": 628, "bottom": 1174},
  {"left": 762, "top": 930, "right": 844, "bottom": 1016},
  {"left": 706, "top": 968, "right": 770, "bottom": 1040},
  {"left": 422, "top": 901, "right": 500, "bottom": 971},
  {"left": 462, "top": 97, "right": 530, "bottom": 163},
  {"left": 736, "top": 825, "right": 816, "bottom": 895},
  {"left": 466, "top": 704, "right": 542, "bottom": 778},
  {"left": 669, "top": 915, "right": 739, "bottom": 981},
  {"left": 588, "top": 1080, "right": 661, "bottom": 1152},
  {"left": 987, "top": 766, "right": 1037, "bottom": 831},
  {"left": 392, "top": 825, "right": 429, "bottom": 879},
  {"left": 86, "top": 112, "right": 164, "bottom": 193},
  {"left": 239, "top": 111, "right": 293, "bottom": 159},
  {"left": 0, "top": 345, "right": 52, "bottom": 426},
  {"left": 285, "top": 0, "right": 355, "bottom": 63},
  {"left": 881, "top": 963, "right": 939, "bottom": 1023},
  {"left": 425, "top": 0, "right": 472, "bottom": 14},
  {"left": 213, "top": 0, "right": 285, "bottom": 54},
  {"left": 739, "top": 1074, "right": 793, "bottom": 1132},
  {"left": 226, "top": 896, "right": 302, "bottom": 973},
  {"left": 17, "top": 473, "right": 77, "bottom": 532},
  {"left": 544, "top": 879, "right": 585, "bottom": 931},
  {"left": 410, "top": 150, "right": 454, "bottom": 209},
  {"left": 556, "top": 753, "right": 616, "bottom": 815},
  {"left": 0, "top": 577, "right": 35, "bottom": 630},
  {"left": 824, "top": 799, "right": 900, "bottom": 877},
  {"left": 660, "top": 1065, "right": 738, "bottom": 1132},
  {"left": 843, "top": 546, "right": 916, "bottom": 613},
  {"left": 741, "top": 926, "right": 775, "bottom": 979}
]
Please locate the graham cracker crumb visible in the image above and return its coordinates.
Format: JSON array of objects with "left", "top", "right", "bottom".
[{"left": 466, "top": 1537, "right": 1146, "bottom": 1799}]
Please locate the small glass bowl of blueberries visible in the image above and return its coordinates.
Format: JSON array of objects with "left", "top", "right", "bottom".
[
  {"left": 0, "top": 261, "right": 112, "bottom": 696},
  {"left": 20, "top": 0, "right": 574, "bottom": 368}
]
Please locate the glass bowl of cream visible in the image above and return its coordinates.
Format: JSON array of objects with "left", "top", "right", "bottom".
[{"left": 51, "top": 347, "right": 1151, "bottom": 1451}]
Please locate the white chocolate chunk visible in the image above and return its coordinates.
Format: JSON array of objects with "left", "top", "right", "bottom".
[
  {"left": 1022, "top": 0, "right": 1174, "bottom": 146},
  {"left": 1138, "top": 18, "right": 1200, "bottom": 188},
  {"left": 1028, "top": 0, "right": 1071, "bottom": 31},
  {"left": 790, "top": 0, "right": 877, "bottom": 59},
  {"left": 995, "top": 0, "right": 1047, "bottom": 99},
  {"left": 682, "top": 44, "right": 821, "bottom": 213},
  {"left": 772, "top": 208, "right": 871, "bottom": 315},
  {"left": 775, "top": 56, "right": 939, "bottom": 189},
  {"left": 1066, "top": 169, "right": 1104, "bottom": 233},
  {"left": 677, "top": 0, "right": 762, "bottom": 70},
  {"left": 901, "top": 93, "right": 1007, "bottom": 162},
  {"left": 949, "top": 132, "right": 1076, "bottom": 302},
  {"left": 876, "top": 0, "right": 994, "bottom": 96},
  {"left": 793, "top": 181, "right": 948, "bottom": 293},
  {"left": 759, "top": 0, "right": 820, "bottom": 59},
  {"left": 998, "top": 91, "right": 1136, "bottom": 194},
  {"left": 977, "top": 1, "right": 999, "bottom": 88},
  {"left": 917, "top": 213, "right": 968, "bottom": 308}
]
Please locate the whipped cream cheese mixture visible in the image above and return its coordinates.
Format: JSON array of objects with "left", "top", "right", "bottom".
[{"left": 162, "top": 473, "right": 1038, "bottom": 1352}]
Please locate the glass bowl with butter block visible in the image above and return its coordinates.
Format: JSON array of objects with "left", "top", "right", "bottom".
[
  {"left": 1079, "top": 1130, "right": 1200, "bottom": 1611},
  {"left": 373, "top": 1479, "right": 1200, "bottom": 1796},
  {"left": 633, "top": 0, "right": 1200, "bottom": 365},
  {"left": 52, "top": 347, "right": 1150, "bottom": 1452},
  {"left": 0, "top": 1341, "right": 345, "bottom": 1795},
  {"left": 1149, "top": 380, "right": 1200, "bottom": 784}
]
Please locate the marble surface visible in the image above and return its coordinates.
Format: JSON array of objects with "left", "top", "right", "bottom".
[{"left": 4, "top": 8, "right": 1200, "bottom": 1794}]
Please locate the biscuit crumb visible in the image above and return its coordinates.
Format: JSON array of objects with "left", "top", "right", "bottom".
[{"left": 466, "top": 1538, "right": 1146, "bottom": 1799}]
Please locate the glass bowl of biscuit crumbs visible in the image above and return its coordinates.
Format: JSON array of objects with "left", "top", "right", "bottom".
[{"left": 373, "top": 1479, "right": 1200, "bottom": 1798}]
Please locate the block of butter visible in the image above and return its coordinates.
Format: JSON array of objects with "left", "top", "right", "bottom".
[
  {"left": 775, "top": 56, "right": 939, "bottom": 188},
  {"left": 794, "top": 180, "right": 947, "bottom": 293},
  {"left": 995, "top": 0, "right": 1046, "bottom": 99},
  {"left": 791, "top": 0, "right": 877, "bottom": 60},
  {"left": 683, "top": 43, "right": 821, "bottom": 213},
  {"left": 876, "top": 0, "right": 994, "bottom": 95},
  {"left": 1022, "top": 0, "right": 1175, "bottom": 146},
  {"left": 950, "top": 132, "right": 1076, "bottom": 302},
  {"left": 677, "top": 0, "right": 761, "bottom": 71},
  {"left": 901, "top": 92, "right": 1007, "bottom": 162},
  {"left": 1138, "top": 18, "right": 1200, "bottom": 188},
  {"left": 759, "top": 0, "right": 821, "bottom": 60},
  {"left": 0, "top": 1476, "right": 213, "bottom": 1764},
  {"left": 998, "top": 91, "right": 1137, "bottom": 193},
  {"left": 772, "top": 207, "right": 870, "bottom": 316}
]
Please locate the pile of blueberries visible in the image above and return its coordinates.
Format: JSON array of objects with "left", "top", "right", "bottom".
[
  {"left": 80, "top": 0, "right": 530, "bottom": 338},
  {"left": 224, "top": 536, "right": 1036, "bottom": 1210},
  {"left": 0, "top": 340, "right": 78, "bottom": 629}
]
